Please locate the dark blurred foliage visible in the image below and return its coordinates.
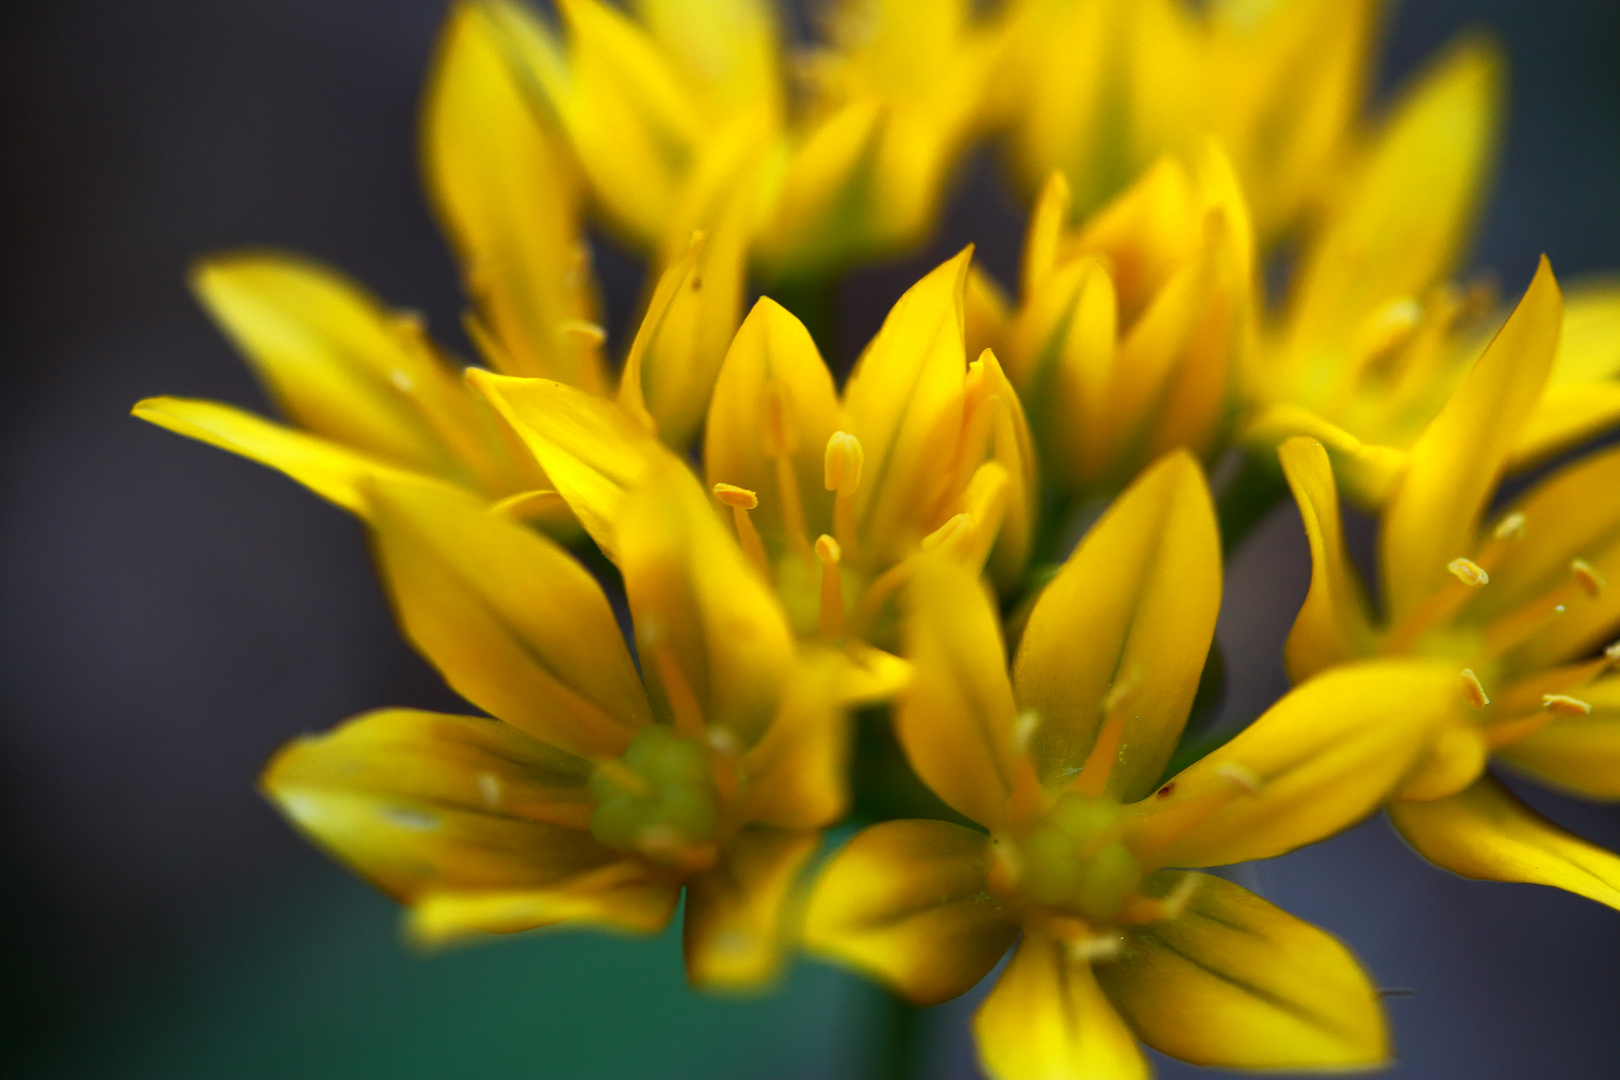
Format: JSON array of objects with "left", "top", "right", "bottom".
[{"left": 0, "top": 1, "right": 1616, "bottom": 1077}]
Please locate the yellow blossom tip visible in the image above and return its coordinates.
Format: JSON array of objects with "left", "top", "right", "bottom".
[
  {"left": 1447, "top": 558, "right": 1490, "bottom": 588},
  {"left": 712, "top": 483, "right": 759, "bottom": 510},
  {"left": 1571, "top": 558, "right": 1606, "bottom": 597},
  {"left": 558, "top": 319, "right": 607, "bottom": 345},
  {"left": 823, "top": 431, "right": 864, "bottom": 496},
  {"left": 1493, "top": 512, "right": 1528, "bottom": 541},
  {"left": 1459, "top": 669, "right": 1490, "bottom": 709},
  {"left": 1542, "top": 694, "right": 1593, "bottom": 717},
  {"left": 815, "top": 534, "right": 842, "bottom": 565},
  {"left": 1218, "top": 763, "right": 1262, "bottom": 795}
]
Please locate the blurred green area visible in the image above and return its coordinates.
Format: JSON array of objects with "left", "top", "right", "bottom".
[{"left": 18, "top": 871, "right": 877, "bottom": 1080}]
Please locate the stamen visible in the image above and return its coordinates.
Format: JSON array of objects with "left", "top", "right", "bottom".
[
  {"left": 815, "top": 534, "right": 845, "bottom": 640},
  {"left": 1572, "top": 558, "right": 1606, "bottom": 597},
  {"left": 1387, "top": 556, "right": 1492, "bottom": 653},
  {"left": 1119, "top": 871, "right": 1203, "bottom": 925},
  {"left": 1075, "top": 674, "right": 1140, "bottom": 798},
  {"left": 1459, "top": 668, "right": 1490, "bottom": 709},
  {"left": 1482, "top": 591, "right": 1568, "bottom": 658},
  {"left": 713, "top": 483, "right": 770, "bottom": 577},
  {"left": 1607, "top": 641, "right": 1620, "bottom": 664},
  {"left": 824, "top": 431, "right": 864, "bottom": 553},
  {"left": 1542, "top": 694, "right": 1593, "bottom": 717},
  {"left": 558, "top": 319, "right": 607, "bottom": 346},
  {"left": 1448, "top": 558, "right": 1490, "bottom": 588},
  {"left": 638, "top": 617, "right": 707, "bottom": 740},
  {"left": 1493, "top": 512, "right": 1528, "bottom": 541}
]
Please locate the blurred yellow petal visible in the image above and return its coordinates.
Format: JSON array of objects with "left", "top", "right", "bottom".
[
  {"left": 898, "top": 556, "right": 1021, "bottom": 829},
  {"left": 367, "top": 478, "right": 651, "bottom": 758},
  {"left": 1287, "top": 37, "right": 1502, "bottom": 358},
  {"left": 755, "top": 99, "right": 884, "bottom": 283},
  {"left": 965, "top": 264, "right": 1013, "bottom": 366},
  {"left": 410, "top": 870, "right": 680, "bottom": 944},
  {"left": 1390, "top": 775, "right": 1620, "bottom": 911},
  {"left": 976, "top": 929, "right": 1148, "bottom": 1080},
  {"left": 842, "top": 248, "right": 973, "bottom": 564},
  {"left": 1242, "top": 404, "right": 1409, "bottom": 506},
  {"left": 683, "top": 826, "right": 818, "bottom": 990},
  {"left": 1548, "top": 278, "right": 1620, "bottom": 383},
  {"left": 616, "top": 461, "right": 797, "bottom": 746},
  {"left": 264, "top": 707, "right": 632, "bottom": 905},
  {"left": 704, "top": 297, "right": 842, "bottom": 546},
  {"left": 1380, "top": 258, "right": 1563, "bottom": 623},
  {"left": 804, "top": 819, "right": 1017, "bottom": 1005},
  {"left": 973, "top": 350, "right": 1039, "bottom": 588},
  {"left": 132, "top": 396, "right": 437, "bottom": 518},
  {"left": 617, "top": 234, "right": 704, "bottom": 433},
  {"left": 1014, "top": 451, "right": 1221, "bottom": 800},
  {"left": 1098, "top": 871, "right": 1389, "bottom": 1071},
  {"left": 1137, "top": 660, "right": 1457, "bottom": 868},
  {"left": 422, "top": 1, "right": 605, "bottom": 390},
  {"left": 629, "top": 0, "right": 780, "bottom": 122},
  {"left": 1508, "top": 382, "right": 1620, "bottom": 473},
  {"left": 1498, "top": 690, "right": 1620, "bottom": 800},
  {"left": 1278, "top": 436, "right": 1375, "bottom": 681},
  {"left": 472, "top": 370, "right": 674, "bottom": 560},
  {"left": 191, "top": 252, "right": 469, "bottom": 473}
]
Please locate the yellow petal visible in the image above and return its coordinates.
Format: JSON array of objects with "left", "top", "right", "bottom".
[
  {"left": 615, "top": 460, "right": 798, "bottom": 746},
  {"left": 617, "top": 234, "right": 704, "bottom": 434},
  {"left": 471, "top": 370, "right": 674, "bottom": 561},
  {"left": 1380, "top": 258, "right": 1563, "bottom": 623},
  {"left": 975, "top": 929, "right": 1148, "bottom": 1080},
  {"left": 755, "top": 99, "right": 884, "bottom": 283},
  {"left": 683, "top": 826, "right": 819, "bottom": 991},
  {"left": 965, "top": 264, "right": 1013, "bottom": 366},
  {"left": 629, "top": 0, "right": 781, "bottom": 122},
  {"left": 1136, "top": 660, "right": 1458, "bottom": 868},
  {"left": 1287, "top": 37, "right": 1502, "bottom": 359},
  {"left": 422, "top": 1, "right": 605, "bottom": 390},
  {"left": 1549, "top": 277, "right": 1620, "bottom": 383},
  {"left": 1498, "top": 674, "right": 1620, "bottom": 799},
  {"left": 1019, "top": 170, "right": 1072, "bottom": 301},
  {"left": 410, "top": 870, "right": 680, "bottom": 945},
  {"left": 898, "top": 555, "right": 1022, "bottom": 829},
  {"left": 1278, "top": 437, "right": 1375, "bottom": 681},
  {"left": 1508, "top": 382, "right": 1620, "bottom": 473},
  {"left": 366, "top": 478, "right": 651, "bottom": 758},
  {"left": 704, "top": 297, "right": 842, "bottom": 546},
  {"left": 804, "top": 819, "right": 1018, "bottom": 1006},
  {"left": 842, "top": 248, "right": 973, "bottom": 565},
  {"left": 190, "top": 252, "right": 471, "bottom": 474},
  {"left": 1390, "top": 774, "right": 1620, "bottom": 911},
  {"left": 132, "top": 396, "right": 439, "bottom": 518},
  {"left": 1241, "top": 403, "right": 1409, "bottom": 507},
  {"left": 972, "top": 350, "right": 1039, "bottom": 589},
  {"left": 262, "top": 708, "right": 667, "bottom": 929},
  {"left": 1014, "top": 450, "right": 1221, "bottom": 800},
  {"left": 1097, "top": 871, "right": 1389, "bottom": 1071}
]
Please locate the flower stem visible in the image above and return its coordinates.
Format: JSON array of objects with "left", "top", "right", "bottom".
[{"left": 862, "top": 986, "right": 925, "bottom": 1080}]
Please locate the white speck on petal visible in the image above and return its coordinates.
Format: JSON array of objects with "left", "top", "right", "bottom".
[
  {"left": 381, "top": 806, "right": 439, "bottom": 831},
  {"left": 477, "top": 772, "right": 502, "bottom": 809}
]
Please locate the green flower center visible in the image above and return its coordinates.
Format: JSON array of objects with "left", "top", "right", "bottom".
[
  {"left": 588, "top": 726, "right": 720, "bottom": 867},
  {"left": 1012, "top": 792, "right": 1143, "bottom": 922}
]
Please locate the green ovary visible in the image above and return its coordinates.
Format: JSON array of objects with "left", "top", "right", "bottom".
[
  {"left": 588, "top": 725, "right": 720, "bottom": 864},
  {"left": 1016, "top": 792, "right": 1143, "bottom": 921}
]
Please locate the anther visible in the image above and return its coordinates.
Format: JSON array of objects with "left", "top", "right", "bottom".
[
  {"left": 558, "top": 319, "right": 607, "bottom": 346},
  {"left": 713, "top": 483, "right": 758, "bottom": 510},
  {"left": 1448, "top": 558, "right": 1490, "bottom": 588},
  {"left": 825, "top": 432, "right": 864, "bottom": 552},
  {"left": 1459, "top": 668, "right": 1490, "bottom": 709},
  {"left": 1493, "top": 512, "right": 1528, "bottom": 541},
  {"left": 1218, "top": 763, "right": 1262, "bottom": 795},
  {"left": 1606, "top": 640, "right": 1620, "bottom": 664},
  {"left": 1571, "top": 558, "right": 1606, "bottom": 597},
  {"left": 815, "top": 534, "right": 845, "bottom": 640},
  {"left": 1542, "top": 694, "right": 1593, "bottom": 717}
]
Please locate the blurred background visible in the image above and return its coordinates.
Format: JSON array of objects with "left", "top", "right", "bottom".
[{"left": 0, "top": 1, "right": 1617, "bottom": 1077}]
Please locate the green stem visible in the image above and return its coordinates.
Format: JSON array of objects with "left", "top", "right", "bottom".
[
  {"left": 1216, "top": 450, "right": 1289, "bottom": 554},
  {"left": 863, "top": 987, "right": 925, "bottom": 1080}
]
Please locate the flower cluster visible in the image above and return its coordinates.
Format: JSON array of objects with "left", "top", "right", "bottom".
[{"left": 135, "top": 2, "right": 1620, "bottom": 1078}]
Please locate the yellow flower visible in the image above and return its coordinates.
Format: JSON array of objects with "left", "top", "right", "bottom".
[
  {"left": 500, "top": 0, "right": 1000, "bottom": 282},
  {"left": 1280, "top": 258, "right": 1620, "bottom": 912},
  {"left": 806, "top": 451, "right": 1456, "bottom": 1079},
  {"left": 474, "top": 248, "right": 1038, "bottom": 642},
  {"left": 1245, "top": 39, "right": 1620, "bottom": 503},
  {"left": 996, "top": 141, "right": 1255, "bottom": 498},
  {"left": 265, "top": 461, "right": 905, "bottom": 988},
  {"left": 994, "top": 0, "right": 1377, "bottom": 241},
  {"left": 132, "top": 2, "right": 606, "bottom": 523}
]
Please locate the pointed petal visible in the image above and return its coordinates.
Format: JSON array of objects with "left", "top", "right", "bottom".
[
  {"left": 1380, "top": 258, "right": 1563, "bottom": 623},
  {"left": 684, "top": 826, "right": 819, "bottom": 990},
  {"left": 410, "top": 870, "right": 680, "bottom": 944},
  {"left": 471, "top": 370, "right": 675, "bottom": 561},
  {"left": 422, "top": 1, "right": 605, "bottom": 389},
  {"left": 975, "top": 931, "right": 1148, "bottom": 1080},
  {"left": 1098, "top": 871, "right": 1389, "bottom": 1071},
  {"left": 703, "top": 297, "right": 842, "bottom": 545},
  {"left": 191, "top": 252, "right": 476, "bottom": 473},
  {"left": 132, "top": 396, "right": 439, "bottom": 518},
  {"left": 1390, "top": 775, "right": 1620, "bottom": 911},
  {"left": 842, "top": 249, "right": 973, "bottom": 566},
  {"left": 1499, "top": 674, "right": 1620, "bottom": 799},
  {"left": 1014, "top": 451, "right": 1221, "bottom": 801},
  {"left": 262, "top": 708, "right": 675, "bottom": 936},
  {"left": 616, "top": 461, "right": 798, "bottom": 746},
  {"left": 1278, "top": 437, "right": 1375, "bottom": 681},
  {"left": 974, "top": 349, "right": 1039, "bottom": 590},
  {"left": 1242, "top": 404, "right": 1409, "bottom": 506},
  {"left": 755, "top": 99, "right": 884, "bottom": 282},
  {"left": 367, "top": 478, "right": 651, "bottom": 758},
  {"left": 1287, "top": 37, "right": 1502, "bottom": 357},
  {"left": 804, "top": 819, "right": 1018, "bottom": 1006},
  {"left": 898, "top": 555, "right": 1022, "bottom": 830},
  {"left": 1135, "top": 660, "right": 1458, "bottom": 868}
]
